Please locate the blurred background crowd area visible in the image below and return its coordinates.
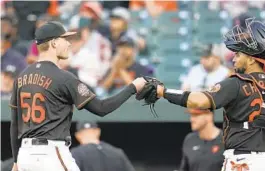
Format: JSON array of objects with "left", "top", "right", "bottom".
[
  {"left": 2, "top": 1, "right": 265, "bottom": 171},
  {"left": 1, "top": 0, "right": 265, "bottom": 98}
]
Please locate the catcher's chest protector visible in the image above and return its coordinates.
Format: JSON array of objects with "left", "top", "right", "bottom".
[{"left": 227, "top": 73, "right": 265, "bottom": 122}]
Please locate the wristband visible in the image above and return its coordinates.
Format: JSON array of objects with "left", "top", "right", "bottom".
[{"left": 164, "top": 89, "right": 191, "bottom": 107}]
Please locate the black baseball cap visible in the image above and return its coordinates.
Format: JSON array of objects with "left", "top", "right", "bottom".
[
  {"left": 35, "top": 21, "right": 76, "bottom": 45},
  {"left": 76, "top": 121, "right": 99, "bottom": 132},
  {"left": 1, "top": 64, "right": 18, "bottom": 78}
]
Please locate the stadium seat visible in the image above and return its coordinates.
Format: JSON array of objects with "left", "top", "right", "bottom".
[
  {"left": 247, "top": 7, "right": 263, "bottom": 20},
  {"left": 155, "top": 63, "right": 187, "bottom": 87}
]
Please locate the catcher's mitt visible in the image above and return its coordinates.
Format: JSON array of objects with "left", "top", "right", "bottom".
[{"left": 136, "top": 76, "right": 164, "bottom": 117}]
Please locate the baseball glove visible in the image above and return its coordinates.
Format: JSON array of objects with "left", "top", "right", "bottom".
[{"left": 136, "top": 76, "right": 164, "bottom": 117}]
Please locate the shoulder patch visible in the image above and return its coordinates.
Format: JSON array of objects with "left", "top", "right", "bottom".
[
  {"left": 78, "top": 83, "right": 90, "bottom": 97},
  {"left": 208, "top": 84, "right": 221, "bottom": 93}
]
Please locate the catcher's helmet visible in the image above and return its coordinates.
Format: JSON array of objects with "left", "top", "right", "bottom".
[{"left": 224, "top": 18, "right": 265, "bottom": 60}]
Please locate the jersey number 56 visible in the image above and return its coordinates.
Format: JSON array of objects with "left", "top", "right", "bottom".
[{"left": 20, "top": 92, "right": 46, "bottom": 124}]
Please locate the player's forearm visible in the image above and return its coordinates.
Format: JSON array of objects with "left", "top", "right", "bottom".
[
  {"left": 162, "top": 89, "right": 190, "bottom": 107},
  {"left": 84, "top": 84, "right": 136, "bottom": 116},
  {"left": 10, "top": 108, "right": 20, "bottom": 163},
  {"left": 159, "top": 87, "right": 211, "bottom": 109}
]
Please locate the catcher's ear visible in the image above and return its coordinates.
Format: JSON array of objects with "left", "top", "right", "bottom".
[{"left": 248, "top": 57, "right": 256, "bottom": 65}]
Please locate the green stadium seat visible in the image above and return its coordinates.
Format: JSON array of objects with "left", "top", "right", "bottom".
[
  {"left": 247, "top": 8, "right": 263, "bottom": 20},
  {"left": 155, "top": 64, "right": 186, "bottom": 87}
]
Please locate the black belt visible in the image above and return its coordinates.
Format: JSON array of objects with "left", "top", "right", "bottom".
[
  {"left": 32, "top": 138, "right": 49, "bottom": 145},
  {"left": 230, "top": 121, "right": 265, "bottom": 129},
  {"left": 234, "top": 150, "right": 261, "bottom": 155},
  {"left": 31, "top": 138, "right": 70, "bottom": 146},
  {"left": 234, "top": 150, "right": 252, "bottom": 155},
  {"left": 229, "top": 122, "right": 253, "bottom": 129}
]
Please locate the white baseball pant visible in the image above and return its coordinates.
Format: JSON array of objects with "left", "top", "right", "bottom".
[
  {"left": 221, "top": 149, "right": 265, "bottom": 171},
  {"left": 17, "top": 138, "right": 80, "bottom": 171}
]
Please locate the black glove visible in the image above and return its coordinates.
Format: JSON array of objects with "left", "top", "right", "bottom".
[{"left": 135, "top": 76, "right": 164, "bottom": 117}]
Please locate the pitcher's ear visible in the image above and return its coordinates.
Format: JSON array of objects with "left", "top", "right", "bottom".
[{"left": 51, "top": 39, "right": 56, "bottom": 48}]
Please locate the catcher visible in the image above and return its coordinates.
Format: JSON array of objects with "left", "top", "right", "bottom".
[{"left": 137, "top": 18, "right": 265, "bottom": 171}]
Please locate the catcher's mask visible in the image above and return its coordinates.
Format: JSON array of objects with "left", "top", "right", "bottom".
[{"left": 224, "top": 18, "right": 265, "bottom": 66}]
